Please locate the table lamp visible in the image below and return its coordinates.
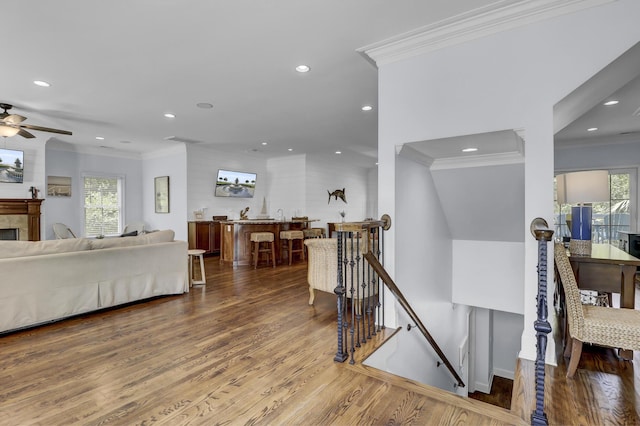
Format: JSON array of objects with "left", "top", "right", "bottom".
[{"left": 556, "top": 170, "right": 609, "bottom": 256}]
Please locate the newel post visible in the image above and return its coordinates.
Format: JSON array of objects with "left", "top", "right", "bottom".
[{"left": 530, "top": 218, "right": 554, "bottom": 426}]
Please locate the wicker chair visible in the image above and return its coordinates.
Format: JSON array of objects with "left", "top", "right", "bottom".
[
  {"left": 554, "top": 243, "right": 640, "bottom": 378},
  {"left": 304, "top": 236, "right": 373, "bottom": 306}
]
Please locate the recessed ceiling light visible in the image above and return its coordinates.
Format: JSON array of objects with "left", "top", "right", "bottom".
[
  {"left": 95, "top": 136, "right": 105, "bottom": 140},
  {"left": 196, "top": 102, "right": 213, "bottom": 109},
  {"left": 261, "top": 142, "right": 268, "bottom": 146},
  {"left": 164, "top": 113, "right": 176, "bottom": 118},
  {"left": 362, "top": 105, "right": 373, "bottom": 111},
  {"left": 288, "top": 148, "right": 293, "bottom": 152},
  {"left": 335, "top": 151, "right": 342, "bottom": 154},
  {"left": 295, "top": 65, "right": 310, "bottom": 73},
  {"left": 462, "top": 147, "right": 478, "bottom": 152},
  {"left": 604, "top": 100, "right": 619, "bottom": 106},
  {"left": 587, "top": 127, "right": 598, "bottom": 132},
  {"left": 33, "top": 80, "right": 50, "bottom": 87}
]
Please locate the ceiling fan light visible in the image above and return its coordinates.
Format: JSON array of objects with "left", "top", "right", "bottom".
[{"left": 0, "top": 125, "right": 19, "bottom": 137}]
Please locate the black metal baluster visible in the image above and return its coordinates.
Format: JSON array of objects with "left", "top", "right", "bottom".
[
  {"left": 334, "top": 230, "right": 348, "bottom": 362},
  {"left": 530, "top": 218, "right": 554, "bottom": 426},
  {"left": 361, "top": 228, "right": 370, "bottom": 341},
  {"left": 376, "top": 226, "right": 384, "bottom": 333}
]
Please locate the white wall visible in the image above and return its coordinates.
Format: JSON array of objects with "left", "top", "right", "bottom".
[
  {"left": 142, "top": 145, "right": 188, "bottom": 241},
  {"left": 471, "top": 308, "right": 493, "bottom": 393},
  {"left": 305, "top": 154, "right": 371, "bottom": 232},
  {"left": 267, "top": 155, "right": 306, "bottom": 220},
  {"left": 186, "top": 145, "right": 268, "bottom": 221},
  {"left": 432, "top": 163, "right": 524, "bottom": 242},
  {"left": 493, "top": 310, "right": 524, "bottom": 380},
  {"left": 365, "top": 153, "right": 470, "bottom": 394},
  {"left": 556, "top": 140, "right": 640, "bottom": 172},
  {"left": 452, "top": 240, "right": 524, "bottom": 314},
  {"left": 184, "top": 145, "right": 375, "bottom": 232},
  {"left": 44, "top": 141, "right": 143, "bottom": 240},
  {"left": 377, "top": 0, "right": 640, "bottom": 366},
  {"left": 39, "top": 142, "right": 373, "bottom": 243},
  {"left": 0, "top": 137, "right": 46, "bottom": 201}
]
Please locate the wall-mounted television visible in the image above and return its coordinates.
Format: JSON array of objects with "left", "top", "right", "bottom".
[
  {"left": 0, "top": 148, "right": 24, "bottom": 184},
  {"left": 215, "top": 169, "right": 256, "bottom": 198}
]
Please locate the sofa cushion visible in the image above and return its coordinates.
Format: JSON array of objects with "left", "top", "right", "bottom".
[
  {"left": 89, "top": 236, "right": 144, "bottom": 250},
  {"left": 140, "top": 229, "right": 174, "bottom": 244},
  {"left": 0, "top": 238, "right": 91, "bottom": 259},
  {"left": 89, "top": 229, "right": 175, "bottom": 250}
]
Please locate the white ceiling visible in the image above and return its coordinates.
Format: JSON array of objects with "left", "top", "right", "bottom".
[
  {"left": 555, "top": 42, "right": 640, "bottom": 149},
  {"left": 3, "top": 2, "right": 638, "bottom": 169},
  {"left": 1, "top": 0, "right": 497, "bottom": 167}
]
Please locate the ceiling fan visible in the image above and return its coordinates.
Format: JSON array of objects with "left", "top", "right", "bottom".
[{"left": 0, "top": 103, "right": 72, "bottom": 138}]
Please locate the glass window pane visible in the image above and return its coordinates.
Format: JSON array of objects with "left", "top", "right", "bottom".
[
  {"left": 555, "top": 171, "right": 631, "bottom": 244},
  {"left": 83, "top": 176, "right": 122, "bottom": 237}
]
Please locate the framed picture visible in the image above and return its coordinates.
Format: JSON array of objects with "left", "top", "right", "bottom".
[
  {"left": 155, "top": 176, "right": 170, "bottom": 213},
  {"left": 47, "top": 176, "right": 72, "bottom": 197}
]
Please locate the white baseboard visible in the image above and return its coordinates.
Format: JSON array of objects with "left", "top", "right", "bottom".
[
  {"left": 474, "top": 372, "right": 494, "bottom": 394},
  {"left": 493, "top": 367, "right": 515, "bottom": 381}
]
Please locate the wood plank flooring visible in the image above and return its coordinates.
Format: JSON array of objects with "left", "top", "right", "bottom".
[
  {"left": 0, "top": 256, "right": 523, "bottom": 425},
  {"left": 511, "top": 282, "right": 640, "bottom": 425}
]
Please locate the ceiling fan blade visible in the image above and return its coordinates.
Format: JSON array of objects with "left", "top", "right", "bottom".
[
  {"left": 5, "top": 114, "right": 27, "bottom": 125},
  {"left": 20, "top": 124, "right": 72, "bottom": 135},
  {"left": 18, "top": 128, "right": 35, "bottom": 138}
]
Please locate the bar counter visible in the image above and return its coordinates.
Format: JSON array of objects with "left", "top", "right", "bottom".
[{"left": 219, "top": 219, "right": 309, "bottom": 266}]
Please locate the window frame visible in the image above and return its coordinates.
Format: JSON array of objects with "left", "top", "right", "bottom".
[
  {"left": 82, "top": 173, "right": 125, "bottom": 237},
  {"left": 554, "top": 167, "right": 637, "bottom": 242}
]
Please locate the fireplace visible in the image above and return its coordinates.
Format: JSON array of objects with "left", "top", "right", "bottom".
[
  {"left": 0, "top": 228, "right": 18, "bottom": 241},
  {"left": 0, "top": 199, "right": 43, "bottom": 241}
]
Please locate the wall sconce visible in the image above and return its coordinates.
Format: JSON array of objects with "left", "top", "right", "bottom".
[{"left": 556, "top": 170, "right": 609, "bottom": 255}]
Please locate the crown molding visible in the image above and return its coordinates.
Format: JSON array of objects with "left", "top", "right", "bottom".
[
  {"left": 430, "top": 151, "right": 524, "bottom": 170},
  {"left": 357, "top": 0, "right": 616, "bottom": 67},
  {"left": 397, "top": 144, "right": 435, "bottom": 167}
]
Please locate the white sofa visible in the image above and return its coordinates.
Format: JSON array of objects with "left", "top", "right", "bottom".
[{"left": 0, "top": 230, "right": 189, "bottom": 334}]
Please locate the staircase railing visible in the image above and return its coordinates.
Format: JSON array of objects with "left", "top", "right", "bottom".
[
  {"left": 333, "top": 215, "right": 465, "bottom": 388},
  {"left": 530, "top": 218, "right": 554, "bottom": 426}
]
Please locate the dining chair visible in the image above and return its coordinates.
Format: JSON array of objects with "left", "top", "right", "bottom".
[{"left": 554, "top": 243, "right": 640, "bottom": 377}]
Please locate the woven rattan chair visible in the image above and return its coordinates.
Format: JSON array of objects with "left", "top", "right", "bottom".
[
  {"left": 304, "top": 236, "right": 374, "bottom": 306},
  {"left": 554, "top": 243, "right": 640, "bottom": 378}
]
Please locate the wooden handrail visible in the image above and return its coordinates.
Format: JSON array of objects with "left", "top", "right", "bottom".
[{"left": 364, "top": 251, "right": 466, "bottom": 388}]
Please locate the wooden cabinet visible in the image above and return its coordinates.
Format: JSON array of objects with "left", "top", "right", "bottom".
[{"left": 188, "top": 220, "right": 223, "bottom": 255}]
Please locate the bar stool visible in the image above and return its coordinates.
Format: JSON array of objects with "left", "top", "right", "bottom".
[
  {"left": 187, "top": 249, "right": 206, "bottom": 286},
  {"left": 303, "top": 228, "right": 324, "bottom": 239},
  {"left": 280, "top": 230, "right": 305, "bottom": 265},
  {"left": 250, "top": 232, "right": 276, "bottom": 269}
]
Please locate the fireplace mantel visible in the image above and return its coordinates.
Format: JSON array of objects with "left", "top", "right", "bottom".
[{"left": 0, "top": 199, "right": 43, "bottom": 241}]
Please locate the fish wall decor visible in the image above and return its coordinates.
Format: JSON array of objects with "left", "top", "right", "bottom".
[{"left": 328, "top": 188, "right": 347, "bottom": 204}]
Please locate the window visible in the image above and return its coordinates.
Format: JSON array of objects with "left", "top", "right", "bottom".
[
  {"left": 554, "top": 169, "right": 635, "bottom": 244},
  {"left": 83, "top": 175, "right": 123, "bottom": 237}
]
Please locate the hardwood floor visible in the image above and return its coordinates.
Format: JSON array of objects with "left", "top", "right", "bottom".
[
  {"left": 468, "top": 376, "right": 513, "bottom": 410},
  {"left": 511, "top": 282, "right": 640, "bottom": 425},
  {"left": 0, "top": 256, "right": 523, "bottom": 425}
]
